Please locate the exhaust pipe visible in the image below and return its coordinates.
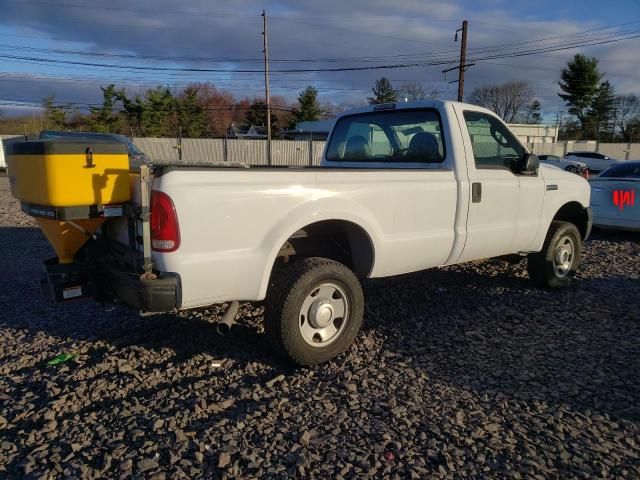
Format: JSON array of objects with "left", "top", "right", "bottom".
[{"left": 217, "top": 301, "right": 239, "bottom": 335}]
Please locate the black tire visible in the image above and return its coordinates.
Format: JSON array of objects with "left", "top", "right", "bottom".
[
  {"left": 527, "top": 221, "right": 582, "bottom": 289},
  {"left": 264, "top": 257, "right": 364, "bottom": 366}
]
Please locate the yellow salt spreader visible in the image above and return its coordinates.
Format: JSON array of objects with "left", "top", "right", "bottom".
[{"left": 6, "top": 138, "right": 131, "bottom": 302}]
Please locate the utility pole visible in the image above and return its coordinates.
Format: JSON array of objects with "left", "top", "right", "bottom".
[
  {"left": 457, "top": 20, "right": 468, "bottom": 102},
  {"left": 554, "top": 112, "right": 563, "bottom": 143},
  {"left": 442, "top": 20, "right": 473, "bottom": 102},
  {"left": 262, "top": 10, "right": 272, "bottom": 165}
]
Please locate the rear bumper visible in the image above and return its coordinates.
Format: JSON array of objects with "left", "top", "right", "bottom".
[
  {"left": 100, "top": 263, "right": 179, "bottom": 312},
  {"left": 41, "top": 257, "right": 179, "bottom": 312}
]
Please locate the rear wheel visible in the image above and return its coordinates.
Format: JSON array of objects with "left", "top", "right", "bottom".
[
  {"left": 527, "top": 221, "right": 582, "bottom": 289},
  {"left": 265, "top": 257, "right": 364, "bottom": 366}
]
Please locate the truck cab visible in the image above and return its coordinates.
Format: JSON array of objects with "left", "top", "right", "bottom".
[{"left": 321, "top": 101, "right": 590, "bottom": 264}]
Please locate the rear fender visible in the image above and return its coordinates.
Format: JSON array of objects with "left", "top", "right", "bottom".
[{"left": 257, "top": 197, "right": 382, "bottom": 299}]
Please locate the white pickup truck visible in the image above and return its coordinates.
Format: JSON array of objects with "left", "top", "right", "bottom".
[{"left": 50, "top": 101, "right": 593, "bottom": 365}]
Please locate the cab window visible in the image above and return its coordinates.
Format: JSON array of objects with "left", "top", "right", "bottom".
[
  {"left": 326, "top": 109, "right": 445, "bottom": 163},
  {"left": 463, "top": 111, "right": 525, "bottom": 171}
]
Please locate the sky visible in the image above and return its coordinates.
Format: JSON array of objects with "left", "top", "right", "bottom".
[{"left": 0, "top": 0, "right": 638, "bottom": 121}]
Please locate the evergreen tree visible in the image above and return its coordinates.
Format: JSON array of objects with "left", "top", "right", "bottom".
[
  {"left": 117, "top": 91, "right": 145, "bottom": 136},
  {"left": 526, "top": 100, "right": 543, "bottom": 124},
  {"left": 42, "top": 95, "right": 68, "bottom": 129},
  {"left": 368, "top": 77, "right": 398, "bottom": 105},
  {"left": 558, "top": 54, "right": 602, "bottom": 127},
  {"left": 588, "top": 81, "right": 616, "bottom": 140},
  {"left": 88, "top": 85, "right": 123, "bottom": 133},
  {"left": 140, "top": 86, "right": 176, "bottom": 137},
  {"left": 291, "top": 86, "right": 322, "bottom": 126},
  {"left": 244, "top": 100, "right": 278, "bottom": 129},
  {"left": 177, "top": 86, "right": 206, "bottom": 138}
]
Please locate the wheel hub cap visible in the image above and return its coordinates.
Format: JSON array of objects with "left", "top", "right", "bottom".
[
  {"left": 299, "top": 283, "right": 349, "bottom": 347},
  {"left": 309, "top": 300, "right": 334, "bottom": 328},
  {"left": 553, "top": 236, "right": 574, "bottom": 277}
]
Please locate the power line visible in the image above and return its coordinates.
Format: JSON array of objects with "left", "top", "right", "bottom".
[
  {"left": 4, "top": 21, "right": 637, "bottom": 64},
  {"left": 2, "top": 30, "right": 638, "bottom": 75},
  {"left": 0, "top": 20, "right": 638, "bottom": 68},
  {"left": 0, "top": 0, "right": 257, "bottom": 18},
  {"left": 467, "top": 25, "right": 640, "bottom": 55},
  {"left": 468, "top": 32, "right": 640, "bottom": 63}
]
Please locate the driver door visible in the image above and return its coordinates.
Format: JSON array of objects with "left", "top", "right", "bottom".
[{"left": 455, "top": 107, "right": 522, "bottom": 262}]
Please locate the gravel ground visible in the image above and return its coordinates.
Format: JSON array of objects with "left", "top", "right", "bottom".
[{"left": 0, "top": 175, "right": 639, "bottom": 479}]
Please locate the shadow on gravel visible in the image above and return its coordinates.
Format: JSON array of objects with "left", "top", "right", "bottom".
[
  {"left": 362, "top": 261, "right": 640, "bottom": 423},
  {"left": 590, "top": 228, "right": 640, "bottom": 243},
  {"left": 0, "top": 226, "right": 284, "bottom": 369},
  {"left": 2, "top": 225, "right": 639, "bottom": 425}
]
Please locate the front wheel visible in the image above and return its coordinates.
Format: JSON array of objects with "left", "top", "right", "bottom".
[
  {"left": 527, "top": 221, "right": 582, "bottom": 289},
  {"left": 265, "top": 257, "right": 364, "bottom": 366}
]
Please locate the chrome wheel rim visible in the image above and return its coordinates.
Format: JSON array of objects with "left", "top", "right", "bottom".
[
  {"left": 553, "top": 236, "right": 575, "bottom": 278},
  {"left": 299, "top": 283, "right": 349, "bottom": 347}
]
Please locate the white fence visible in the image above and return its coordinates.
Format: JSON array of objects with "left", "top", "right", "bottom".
[
  {"left": 528, "top": 141, "right": 640, "bottom": 160},
  {"left": 2, "top": 135, "right": 640, "bottom": 168},
  {"left": 133, "top": 138, "right": 326, "bottom": 166},
  {"left": 133, "top": 138, "right": 640, "bottom": 164}
]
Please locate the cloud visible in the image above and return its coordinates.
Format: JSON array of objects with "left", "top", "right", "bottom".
[{"left": 0, "top": 0, "right": 638, "bottom": 118}]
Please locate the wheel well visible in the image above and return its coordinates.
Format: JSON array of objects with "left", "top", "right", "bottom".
[
  {"left": 275, "top": 220, "right": 375, "bottom": 277},
  {"left": 553, "top": 202, "right": 589, "bottom": 239}
]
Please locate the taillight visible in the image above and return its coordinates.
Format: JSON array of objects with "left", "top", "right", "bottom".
[{"left": 150, "top": 191, "right": 180, "bottom": 252}]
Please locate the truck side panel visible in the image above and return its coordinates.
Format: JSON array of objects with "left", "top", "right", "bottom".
[{"left": 152, "top": 168, "right": 458, "bottom": 308}]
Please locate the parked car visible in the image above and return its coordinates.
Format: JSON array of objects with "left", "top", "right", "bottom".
[
  {"left": 590, "top": 161, "right": 639, "bottom": 231},
  {"left": 9, "top": 101, "right": 592, "bottom": 365},
  {"left": 539, "top": 154, "right": 589, "bottom": 177},
  {"left": 563, "top": 151, "right": 617, "bottom": 175},
  {"left": 39, "top": 130, "right": 149, "bottom": 167}
]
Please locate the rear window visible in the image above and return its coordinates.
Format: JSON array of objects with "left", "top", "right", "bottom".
[
  {"left": 599, "top": 163, "right": 640, "bottom": 178},
  {"left": 326, "top": 109, "right": 445, "bottom": 163}
]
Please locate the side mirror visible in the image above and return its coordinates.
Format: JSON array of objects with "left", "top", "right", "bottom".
[{"left": 519, "top": 152, "right": 539, "bottom": 174}]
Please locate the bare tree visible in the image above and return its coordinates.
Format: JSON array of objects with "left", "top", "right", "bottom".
[
  {"left": 467, "top": 81, "right": 534, "bottom": 123},
  {"left": 614, "top": 94, "right": 640, "bottom": 142},
  {"left": 398, "top": 81, "right": 438, "bottom": 101},
  {"left": 320, "top": 102, "right": 347, "bottom": 119}
]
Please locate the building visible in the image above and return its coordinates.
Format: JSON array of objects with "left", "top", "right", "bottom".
[
  {"left": 508, "top": 124, "right": 559, "bottom": 144},
  {"left": 227, "top": 124, "right": 267, "bottom": 139},
  {"left": 279, "top": 119, "right": 335, "bottom": 141}
]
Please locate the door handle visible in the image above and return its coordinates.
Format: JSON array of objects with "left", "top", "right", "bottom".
[{"left": 472, "top": 182, "right": 482, "bottom": 203}]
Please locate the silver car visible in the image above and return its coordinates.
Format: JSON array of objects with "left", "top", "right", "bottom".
[
  {"left": 564, "top": 151, "right": 617, "bottom": 175},
  {"left": 539, "top": 154, "right": 588, "bottom": 176},
  {"left": 590, "top": 161, "right": 639, "bottom": 231}
]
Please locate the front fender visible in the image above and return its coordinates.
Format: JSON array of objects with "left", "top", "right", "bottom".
[{"left": 533, "top": 166, "right": 591, "bottom": 251}]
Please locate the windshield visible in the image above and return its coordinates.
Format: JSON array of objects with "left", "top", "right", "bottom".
[
  {"left": 599, "top": 163, "right": 640, "bottom": 179},
  {"left": 326, "top": 109, "right": 445, "bottom": 163}
]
